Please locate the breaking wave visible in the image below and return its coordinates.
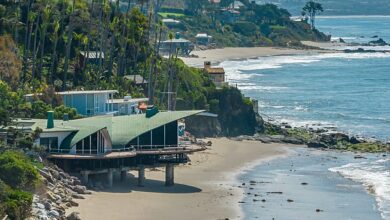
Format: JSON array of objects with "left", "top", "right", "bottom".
[{"left": 330, "top": 159, "right": 390, "bottom": 220}]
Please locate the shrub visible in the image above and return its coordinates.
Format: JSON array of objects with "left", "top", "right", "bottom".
[
  {"left": 233, "top": 21, "right": 259, "bottom": 36},
  {"left": 4, "top": 189, "right": 33, "bottom": 220},
  {"left": 0, "top": 151, "right": 40, "bottom": 190},
  {"left": 31, "top": 100, "right": 51, "bottom": 119},
  {"left": 208, "top": 99, "right": 220, "bottom": 113},
  {"left": 54, "top": 105, "right": 81, "bottom": 120}
]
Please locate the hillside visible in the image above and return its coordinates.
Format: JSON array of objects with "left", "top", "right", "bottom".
[
  {"left": 256, "top": 0, "right": 390, "bottom": 15},
  {"left": 160, "top": 0, "right": 330, "bottom": 48}
]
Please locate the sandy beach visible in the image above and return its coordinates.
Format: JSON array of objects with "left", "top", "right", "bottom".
[
  {"left": 68, "top": 138, "right": 297, "bottom": 220},
  {"left": 180, "top": 46, "right": 328, "bottom": 67}
]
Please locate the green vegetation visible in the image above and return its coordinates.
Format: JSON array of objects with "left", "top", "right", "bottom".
[
  {"left": 163, "top": 0, "right": 329, "bottom": 47},
  {"left": 283, "top": 127, "right": 390, "bottom": 153},
  {"left": 0, "top": 151, "right": 40, "bottom": 219},
  {"left": 158, "top": 12, "right": 185, "bottom": 18},
  {"left": 344, "top": 142, "right": 390, "bottom": 153},
  {"left": 250, "top": 0, "right": 390, "bottom": 16},
  {"left": 285, "top": 127, "right": 314, "bottom": 142},
  {"left": 302, "top": 1, "right": 324, "bottom": 30}
]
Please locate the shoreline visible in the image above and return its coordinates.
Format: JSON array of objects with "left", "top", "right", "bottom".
[
  {"left": 68, "top": 138, "right": 299, "bottom": 220},
  {"left": 184, "top": 44, "right": 389, "bottom": 151},
  {"left": 180, "top": 46, "right": 331, "bottom": 67}
]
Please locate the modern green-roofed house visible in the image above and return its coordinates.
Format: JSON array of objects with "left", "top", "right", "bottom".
[
  {"left": 18, "top": 110, "right": 204, "bottom": 154},
  {"left": 16, "top": 110, "right": 206, "bottom": 187}
]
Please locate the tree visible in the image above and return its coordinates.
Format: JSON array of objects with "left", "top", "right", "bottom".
[
  {"left": 185, "top": 0, "right": 209, "bottom": 15},
  {"left": 220, "top": 0, "right": 235, "bottom": 8},
  {"left": 0, "top": 80, "right": 23, "bottom": 128},
  {"left": 302, "top": 1, "right": 323, "bottom": 30},
  {"left": 0, "top": 36, "right": 21, "bottom": 89}
]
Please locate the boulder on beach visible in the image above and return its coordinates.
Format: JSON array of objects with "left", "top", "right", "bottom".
[{"left": 67, "top": 212, "right": 81, "bottom": 220}]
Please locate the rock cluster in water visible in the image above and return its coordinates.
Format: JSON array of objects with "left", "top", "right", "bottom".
[{"left": 230, "top": 120, "right": 389, "bottom": 153}]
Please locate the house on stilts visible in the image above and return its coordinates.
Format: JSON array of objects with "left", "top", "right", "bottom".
[{"left": 14, "top": 108, "right": 206, "bottom": 188}]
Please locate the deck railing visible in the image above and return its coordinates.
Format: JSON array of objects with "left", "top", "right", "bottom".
[{"left": 48, "top": 144, "right": 190, "bottom": 155}]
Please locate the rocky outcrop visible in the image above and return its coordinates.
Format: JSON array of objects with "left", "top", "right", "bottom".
[
  {"left": 31, "top": 165, "right": 89, "bottom": 220},
  {"left": 186, "top": 114, "right": 221, "bottom": 137},
  {"left": 230, "top": 134, "right": 305, "bottom": 145},
  {"left": 367, "top": 38, "right": 389, "bottom": 46},
  {"left": 209, "top": 87, "right": 258, "bottom": 137}
]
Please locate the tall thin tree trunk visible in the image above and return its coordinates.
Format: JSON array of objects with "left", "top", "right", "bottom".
[
  {"left": 38, "top": 21, "right": 48, "bottom": 79},
  {"left": 21, "top": 0, "right": 34, "bottom": 84},
  {"left": 31, "top": 16, "right": 40, "bottom": 83},
  {"left": 62, "top": 23, "right": 74, "bottom": 91}
]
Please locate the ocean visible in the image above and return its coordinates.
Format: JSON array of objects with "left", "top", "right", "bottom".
[
  {"left": 238, "top": 149, "right": 389, "bottom": 220},
  {"left": 219, "top": 16, "right": 390, "bottom": 219}
]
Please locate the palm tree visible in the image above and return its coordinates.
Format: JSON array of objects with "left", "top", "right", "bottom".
[
  {"left": 21, "top": 0, "right": 35, "bottom": 85},
  {"left": 302, "top": 1, "right": 323, "bottom": 30},
  {"left": 37, "top": 6, "right": 51, "bottom": 79},
  {"left": 49, "top": 19, "right": 60, "bottom": 85},
  {"left": 31, "top": 14, "right": 40, "bottom": 83},
  {"left": 166, "top": 32, "right": 174, "bottom": 111},
  {"left": 62, "top": 2, "right": 75, "bottom": 91}
]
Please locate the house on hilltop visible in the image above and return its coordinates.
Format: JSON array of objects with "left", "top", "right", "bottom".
[
  {"left": 203, "top": 61, "right": 226, "bottom": 88},
  {"left": 79, "top": 51, "right": 104, "bottom": 69},
  {"left": 159, "top": 38, "right": 194, "bottom": 56},
  {"left": 195, "top": 33, "right": 213, "bottom": 46}
]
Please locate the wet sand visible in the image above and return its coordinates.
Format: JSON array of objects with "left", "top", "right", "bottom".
[{"left": 68, "top": 138, "right": 298, "bottom": 220}]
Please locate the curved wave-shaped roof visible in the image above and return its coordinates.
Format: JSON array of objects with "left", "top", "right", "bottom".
[{"left": 60, "top": 110, "right": 204, "bottom": 149}]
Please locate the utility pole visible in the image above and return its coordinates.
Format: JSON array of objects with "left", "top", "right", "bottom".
[{"left": 160, "top": 91, "right": 176, "bottom": 111}]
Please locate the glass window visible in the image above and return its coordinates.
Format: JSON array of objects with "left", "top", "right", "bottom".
[{"left": 41, "top": 137, "right": 59, "bottom": 151}]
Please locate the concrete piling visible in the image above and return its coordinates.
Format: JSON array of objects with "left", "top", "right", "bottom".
[
  {"left": 107, "top": 169, "right": 114, "bottom": 188},
  {"left": 138, "top": 165, "right": 145, "bottom": 187},
  {"left": 120, "top": 170, "right": 127, "bottom": 182},
  {"left": 165, "top": 164, "right": 174, "bottom": 187}
]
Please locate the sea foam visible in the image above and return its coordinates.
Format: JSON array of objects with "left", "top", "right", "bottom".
[{"left": 329, "top": 159, "right": 390, "bottom": 220}]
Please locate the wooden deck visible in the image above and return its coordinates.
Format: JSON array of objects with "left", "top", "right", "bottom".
[
  {"left": 47, "top": 151, "right": 137, "bottom": 160},
  {"left": 47, "top": 145, "right": 206, "bottom": 160}
]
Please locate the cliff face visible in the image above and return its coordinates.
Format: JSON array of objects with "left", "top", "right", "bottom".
[
  {"left": 209, "top": 87, "right": 258, "bottom": 137},
  {"left": 185, "top": 115, "right": 221, "bottom": 138},
  {"left": 186, "top": 87, "right": 260, "bottom": 138}
]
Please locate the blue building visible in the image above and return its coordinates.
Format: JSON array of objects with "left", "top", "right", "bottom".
[
  {"left": 26, "top": 90, "right": 118, "bottom": 116},
  {"left": 60, "top": 90, "right": 117, "bottom": 116}
]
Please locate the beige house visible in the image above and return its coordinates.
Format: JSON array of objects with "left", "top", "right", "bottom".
[{"left": 203, "top": 61, "right": 226, "bottom": 87}]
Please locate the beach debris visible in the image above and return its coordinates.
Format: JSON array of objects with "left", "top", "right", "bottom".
[
  {"left": 354, "top": 155, "right": 367, "bottom": 159},
  {"left": 238, "top": 201, "right": 245, "bottom": 204},
  {"left": 258, "top": 181, "right": 271, "bottom": 184},
  {"left": 287, "top": 199, "right": 294, "bottom": 203},
  {"left": 242, "top": 183, "right": 246, "bottom": 186},
  {"left": 253, "top": 199, "right": 259, "bottom": 202},
  {"left": 316, "top": 209, "right": 324, "bottom": 212},
  {"left": 261, "top": 199, "right": 266, "bottom": 202},
  {"left": 301, "top": 182, "right": 308, "bottom": 185},
  {"left": 266, "top": 191, "right": 283, "bottom": 194}
]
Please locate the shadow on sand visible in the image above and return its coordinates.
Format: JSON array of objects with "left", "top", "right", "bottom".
[{"left": 93, "top": 173, "right": 202, "bottom": 194}]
